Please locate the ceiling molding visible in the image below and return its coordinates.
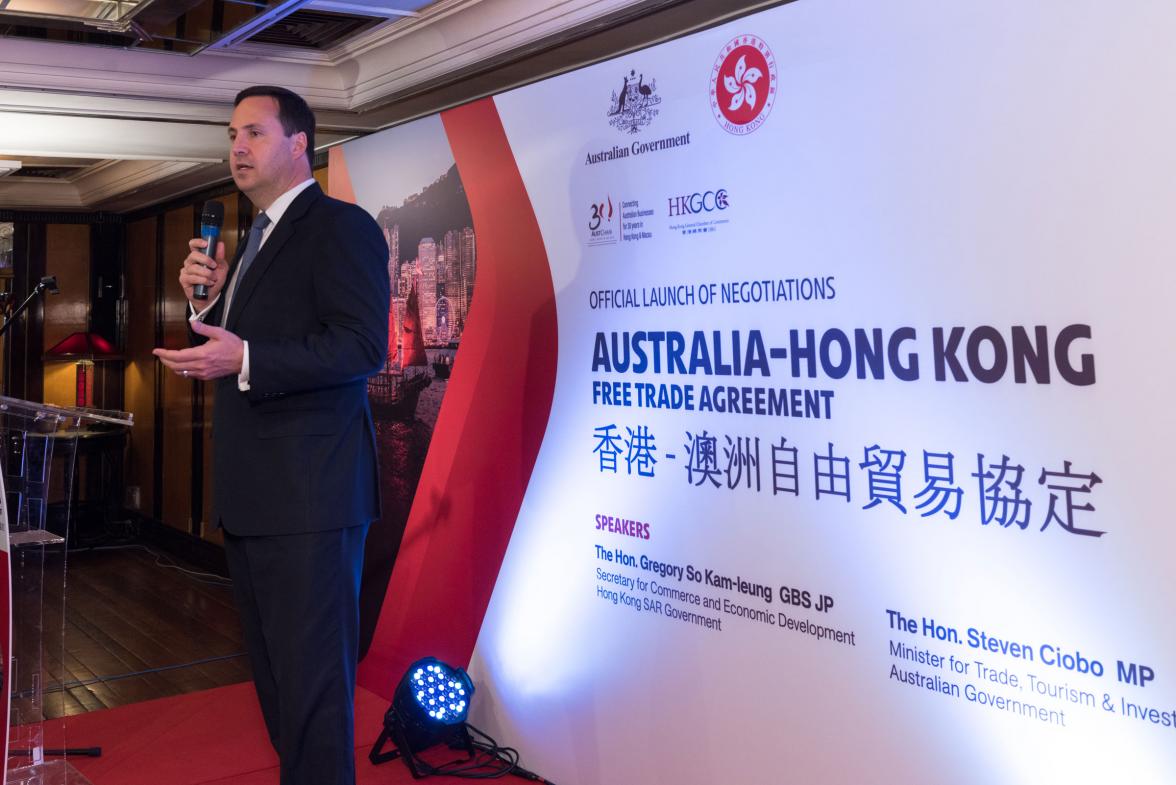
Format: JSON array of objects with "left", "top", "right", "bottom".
[
  {"left": 76, "top": 159, "right": 203, "bottom": 205},
  {"left": 329, "top": 0, "right": 485, "bottom": 59},
  {"left": 0, "top": 0, "right": 649, "bottom": 111},
  {"left": 0, "top": 159, "right": 239, "bottom": 212},
  {"left": 0, "top": 111, "right": 353, "bottom": 159},
  {"left": 0, "top": 113, "right": 230, "bottom": 162},
  {"left": 0, "top": 0, "right": 782, "bottom": 212},
  {"left": 72, "top": 158, "right": 123, "bottom": 182},
  {"left": 0, "top": 177, "right": 84, "bottom": 209},
  {"left": 0, "top": 125, "right": 353, "bottom": 210},
  {"left": 222, "top": 42, "right": 338, "bottom": 65},
  {"left": 0, "top": 38, "right": 350, "bottom": 107},
  {"left": 345, "top": 0, "right": 645, "bottom": 108},
  {"left": 0, "top": 89, "right": 381, "bottom": 132},
  {"left": 95, "top": 163, "right": 234, "bottom": 213}
]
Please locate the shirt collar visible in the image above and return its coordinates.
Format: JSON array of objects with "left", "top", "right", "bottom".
[{"left": 260, "top": 178, "right": 316, "bottom": 229}]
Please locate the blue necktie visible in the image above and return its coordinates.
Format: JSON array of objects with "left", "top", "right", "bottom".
[
  {"left": 236, "top": 211, "right": 271, "bottom": 285},
  {"left": 225, "top": 211, "right": 271, "bottom": 321}
]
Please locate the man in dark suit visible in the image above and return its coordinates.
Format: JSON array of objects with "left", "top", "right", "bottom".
[{"left": 154, "top": 85, "right": 389, "bottom": 785}]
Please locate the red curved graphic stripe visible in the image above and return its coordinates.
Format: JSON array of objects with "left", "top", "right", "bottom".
[{"left": 358, "top": 97, "right": 558, "bottom": 697}]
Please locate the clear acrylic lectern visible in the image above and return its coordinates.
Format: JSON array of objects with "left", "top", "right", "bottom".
[{"left": 0, "top": 396, "right": 133, "bottom": 785}]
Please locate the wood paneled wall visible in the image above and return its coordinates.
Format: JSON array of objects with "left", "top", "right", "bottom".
[
  {"left": 125, "top": 216, "right": 157, "bottom": 518},
  {"left": 202, "top": 193, "right": 241, "bottom": 543},
  {"left": 2, "top": 167, "right": 326, "bottom": 547},
  {"left": 43, "top": 223, "right": 91, "bottom": 408},
  {"left": 9, "top": 168, "right": 325, "bottom": 554},
  {"left": 122, "top": 191, "right": 251, "bottom": 542},
  {"left": 160, "top": 206, "right": 196, "bottom": 534}
]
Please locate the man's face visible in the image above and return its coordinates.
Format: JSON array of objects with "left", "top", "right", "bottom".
[{"left": 228, "top": 96, "right": 305, "bottom": 206}]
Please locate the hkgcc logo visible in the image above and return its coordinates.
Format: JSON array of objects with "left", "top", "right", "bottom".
[
  {"left": 668, "top": 189, "right": 731, "bottom": 237},
  {"left": 710, "top": 34, "right": 777, "bottom": 135},
  {"left": 668, "top": 189, "right": 729, "bottom": 217}
]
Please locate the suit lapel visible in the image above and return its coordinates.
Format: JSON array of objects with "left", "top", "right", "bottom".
[{"left": 227, "top": 183, "right": 322, "bottom": 331}]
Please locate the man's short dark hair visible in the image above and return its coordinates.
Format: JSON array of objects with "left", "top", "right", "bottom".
[{"left": 234, "top": 85, "right": 316, "bottom": 168}]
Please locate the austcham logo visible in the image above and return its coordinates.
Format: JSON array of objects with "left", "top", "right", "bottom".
[
  {"left": 710, "top": 34, "right": 777, "bottom": 135},
  {"left": 587, "top": 196, "right": 618, "bottom": 246}
]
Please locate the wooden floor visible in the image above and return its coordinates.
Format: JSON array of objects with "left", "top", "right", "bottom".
[{"left": 37, "top": 544, "right": 249, "bottom": 719}]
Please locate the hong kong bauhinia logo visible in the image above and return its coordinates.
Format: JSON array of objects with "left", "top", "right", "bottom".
[
  {"left": 710, "top": 35, "right": 777, "bottom": 135},
  {"left": 608, "top": 69, "right": 661, "bottom": 134}
]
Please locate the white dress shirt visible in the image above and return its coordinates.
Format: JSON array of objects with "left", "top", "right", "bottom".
[{"left": 190, "top": 178, "right": 316, "bottom": 390}]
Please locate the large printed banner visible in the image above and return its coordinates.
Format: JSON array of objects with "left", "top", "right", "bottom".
[{"left": 345, "top": 1, "right": 1176, "bottom": 783}]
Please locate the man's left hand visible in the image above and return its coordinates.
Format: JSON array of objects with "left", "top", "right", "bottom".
[{"left": 153, "top": 320, "right": 244, "bottom": 380}]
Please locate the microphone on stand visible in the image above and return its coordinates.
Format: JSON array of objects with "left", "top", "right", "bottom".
[
  {"left": 0, "top": 275, "right": 58, "bottom": 337},
  {"left": 193, "top": 200, "right": 224, "bottom": 300}
]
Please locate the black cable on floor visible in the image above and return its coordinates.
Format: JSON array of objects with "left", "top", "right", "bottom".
[
  {"left": 26, "top": 652, "right": 250, "bottom": 699},
  {"left": 69, "top": 542, "right": 232, "bottom": 585},
  {"left": 407, "top": 723, "right": 555, "bottom": 782}
]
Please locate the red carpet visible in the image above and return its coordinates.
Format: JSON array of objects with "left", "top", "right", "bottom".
[{"left": 42, "top": 684, "right": 533, "bottom": 784}]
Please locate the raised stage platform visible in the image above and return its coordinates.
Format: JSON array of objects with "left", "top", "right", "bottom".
[{"left": 41, "top": 682, "right": 531, "bottom": 784}]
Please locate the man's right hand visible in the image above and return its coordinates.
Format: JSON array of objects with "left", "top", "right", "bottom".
[{"left": 181, "top": 238, "right": 227, "bottom": 309}]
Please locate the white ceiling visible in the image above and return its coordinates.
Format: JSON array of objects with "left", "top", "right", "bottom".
[{"left": 0, "top": 0, "right": 727, "bottom": 212}]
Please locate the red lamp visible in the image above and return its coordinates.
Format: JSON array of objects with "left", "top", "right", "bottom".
[{"left": 44, "top": 331, "right": 121, "bottom": 408}]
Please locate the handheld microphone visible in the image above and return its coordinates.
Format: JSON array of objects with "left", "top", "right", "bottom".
[{"left": 193, "top": 200, "right": 225, "bottom": 300}]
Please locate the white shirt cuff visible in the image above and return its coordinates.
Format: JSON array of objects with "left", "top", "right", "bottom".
[
  {"left": 188, "top": 296, "right": 220, "bottom": 322},
  {"left": 238, "top": 341, "right": 251, "bottom": 391}
]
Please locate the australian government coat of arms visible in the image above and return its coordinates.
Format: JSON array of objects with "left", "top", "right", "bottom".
[{"left": 608, "top": 69, "right": 661, "bottom": 133}]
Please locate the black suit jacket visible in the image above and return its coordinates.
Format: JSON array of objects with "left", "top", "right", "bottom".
[{"left": 202, "top": 183, "right": 389, "bottom": 536}]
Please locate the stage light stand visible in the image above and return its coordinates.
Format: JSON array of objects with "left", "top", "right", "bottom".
[{"left": 370, "top": 658, "right": 476, "bottom": 779}]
